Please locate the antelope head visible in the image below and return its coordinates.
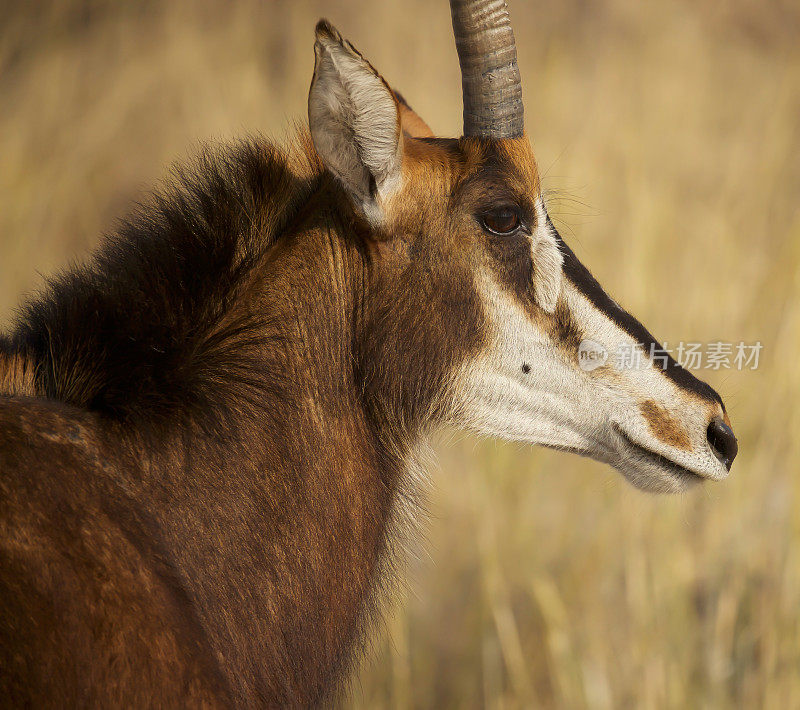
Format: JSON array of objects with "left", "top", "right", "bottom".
[{"left": 307, "top": 0, "right": 737, "bottom": 493}]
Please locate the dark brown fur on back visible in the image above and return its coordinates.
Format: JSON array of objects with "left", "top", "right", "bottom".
[{"left": 0, "top": 399, "right": 232, "bottom": 708}]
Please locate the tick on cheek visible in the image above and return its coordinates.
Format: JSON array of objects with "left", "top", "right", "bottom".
[{"left": 521, "top": 363, "right": 531, "bottom": 374}]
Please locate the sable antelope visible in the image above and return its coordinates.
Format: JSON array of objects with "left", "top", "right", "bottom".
[{"left": 0, "top": 0, "right": 737, "bottom": 706}]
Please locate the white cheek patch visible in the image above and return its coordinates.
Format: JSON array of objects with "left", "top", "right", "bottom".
[
  {"left": 449, "top": 274, "right": 610, "bottom": 457},
  {"left": 531, "top": 198, "right": 563, "bottom": 313}
]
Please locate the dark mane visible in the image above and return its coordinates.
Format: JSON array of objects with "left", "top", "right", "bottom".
[{"left": 9, "top": 135, "right": 324, "bottom": 427}]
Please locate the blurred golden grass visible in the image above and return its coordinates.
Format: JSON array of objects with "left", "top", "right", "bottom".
[{"left": 1, "top": 1, "right": 799, "bottom": 707}]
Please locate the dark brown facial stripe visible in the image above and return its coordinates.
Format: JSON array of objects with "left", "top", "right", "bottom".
[
  {"left": 551, "top": 301, "right": 583, "bottom": 353},
  {"left": 545, "top": 216, "right": 723, "bottom": 405}
]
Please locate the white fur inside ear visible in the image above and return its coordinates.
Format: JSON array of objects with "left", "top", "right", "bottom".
[
  {"left": 531, "top": 199, "right": 564, "bottom": 313},
  {"left": 308, "top": 31, "right": 402, "bottom": 220}
]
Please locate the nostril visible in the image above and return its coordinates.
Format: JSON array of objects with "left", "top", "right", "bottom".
[{"left": 707, "top": 417, "right": 738, "bottom": 470}]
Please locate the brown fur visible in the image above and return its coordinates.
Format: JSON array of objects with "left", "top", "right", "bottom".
[
  {"left": 394, "top": 92, "right": 434, "bottom": 138},
  {"left": 0, "top": 399, "right": 233, "bottom": 708},
  {"left": 639, "top": 399, "right": 693, "bottom": 451},
  {"left": 0, "top": 353, "right": 36, "bottom": 397}
]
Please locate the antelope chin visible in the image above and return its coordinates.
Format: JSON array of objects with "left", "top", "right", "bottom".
[{"left": 611, "top": 425, "right": 708, "bottom": 494}]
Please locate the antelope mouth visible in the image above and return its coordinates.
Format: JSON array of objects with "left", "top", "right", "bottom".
[{"left": 612, "top": 425, "right": 705, "bottom": 486}]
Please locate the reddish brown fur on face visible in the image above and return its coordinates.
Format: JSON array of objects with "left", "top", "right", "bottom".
[
  {"left": 399, "top": 135, "right": 587, "bottom": 362},
  {"left": 639, "top": 399, "right": 693, "bottom": 451}
]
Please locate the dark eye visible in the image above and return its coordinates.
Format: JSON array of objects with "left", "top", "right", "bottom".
[{"left": 481, "top": 206, "right": 522, "bottom": 236}]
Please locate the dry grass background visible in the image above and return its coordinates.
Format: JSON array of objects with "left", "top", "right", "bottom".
[{"left": 1, "top": 0, "right": 799, "bottom": 707}]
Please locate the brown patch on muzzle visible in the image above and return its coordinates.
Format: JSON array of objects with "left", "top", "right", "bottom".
[{"left": 639, "top": 399, "right": 692, "bottom": 451}]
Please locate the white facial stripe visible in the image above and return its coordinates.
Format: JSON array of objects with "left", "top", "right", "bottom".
[{"left": 529, "top": 198, "right": 563, "bottom": 313}]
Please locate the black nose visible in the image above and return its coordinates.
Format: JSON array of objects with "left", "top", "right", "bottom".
[{"left": 707, "top": 417, "right": 738, "bottom": 470}]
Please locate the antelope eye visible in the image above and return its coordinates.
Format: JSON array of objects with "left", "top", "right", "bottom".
[{"left": 481, "top": 206, "right": 522, "bottom": 236}]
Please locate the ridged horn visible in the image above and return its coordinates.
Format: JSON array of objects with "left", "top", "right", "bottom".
[{"left": 449, "top": 0, "right": 524, "bottom": 139}]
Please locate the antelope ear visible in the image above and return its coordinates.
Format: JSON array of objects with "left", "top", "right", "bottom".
[
  {"left": 308, "top": 20, "right": 403, "bottom": 225},
  {"left": 394, "top": 92, "right": 434, "bottom": 138}
]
